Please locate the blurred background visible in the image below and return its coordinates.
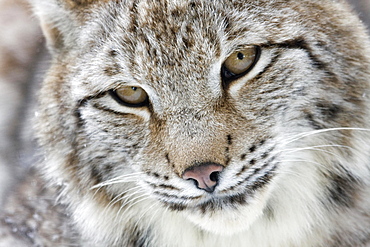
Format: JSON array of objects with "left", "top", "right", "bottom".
[
  {"left": 351, "top": 0, "right": 370, "bottom": 25},
  {"left": 0, "top": 0, "right": 369, "bottom": 206},
  {"left": 0, "top": 0, "right": 44, "bottom": 206}
]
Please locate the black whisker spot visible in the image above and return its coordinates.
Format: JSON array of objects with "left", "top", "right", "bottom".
[
  {"left": 109, "top": 49, "right": 118, "bottom": 57},
  {"left": 158, "top": 184, "right": 178, "bottom": 190},
  {"left": 227, "top": 134, "right": 233, "bottom": 145},
  {"left": 225, "top": 155, "right": 231, "bottom": 166},
  {"left": 261, "top": 152, "right": 268, "bottom": 159},
  {"left": 240, "top": 153, "right": 247, "bottom": 161},
  {"left": 168, "top": 203, "right": 187, "bottom": 211},
  {"left": 165, "top": 153, "right": 171, "bottom": 164},
  {"left": 236, "top": 166, "right": 248, "bottom": 176}
]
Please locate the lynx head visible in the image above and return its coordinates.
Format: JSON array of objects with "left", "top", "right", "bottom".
[{"left": 33, "top": 0, "right": 370, "bottom": 238}]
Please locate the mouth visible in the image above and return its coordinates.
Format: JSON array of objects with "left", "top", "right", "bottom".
[
  {"left": 165, "top": 182, "right": 274, "bottom": 236},
  {"left": 143, "top": 162, "right": 278, "bottom": 235},
  {"left": 154, "top": 164, "right": 277, "bottom": 213},
  {"left": 156, "top": 193, "right": 247, "bottom": 213}
]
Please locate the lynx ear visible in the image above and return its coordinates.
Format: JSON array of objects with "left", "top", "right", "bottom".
[
  {"left": 31, "top": 0, "right": 106, "bottom": 53},
  {"left": 38, "top": 20, "right": 64, "bottom": 52},
  {"left": 30, "top": 0, "right": 73, "bottom": 53}
]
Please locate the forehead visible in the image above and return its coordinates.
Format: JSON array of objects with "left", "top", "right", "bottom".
[
  {"left": 91, "top": 0, "right": 301, "bottom": 62},
  {"left": 77, "top": 0, "right": 301, "bottom": 96},
  {"left": 108, "top": 0, "right": 227, "bottom": 70},
  {"left": 80, "top": 1, "right": 227, "bottom": 93}
]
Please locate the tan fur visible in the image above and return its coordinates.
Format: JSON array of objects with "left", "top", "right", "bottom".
[{"left": 1, "top": 0, "right": 370, "bottom": 246}]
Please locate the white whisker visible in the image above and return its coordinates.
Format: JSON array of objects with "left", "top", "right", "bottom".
[
  {"left": 132, "top": 202, "right": 161, "bottom": 230},
  {"left": 280, "top": 159, "right": 328, "bottom": 171},
  {"left": 118, "top": 189, "right": 147, "bottom": 208},
  {"left": 115, "top": 191, "right": 148, "bottom": 217},
  {"left": 91, "top": 179, "right": 141, "bottom": 198},
  {"left": 102, "top": 186, "right": 144, "bottom": 216},
  {"left": 283, "top": 144, "right": 353, "bottom": 153},
  {"left": 159, "top": 205, "right": 171, "bottom": 227},
  {"left": 281, "top": 145, "right": 351, "bottom": 161},
  {"left": 147, "top": 203, "right": 164, "bottom": 227},
  {"left": 90, "top": 172, "right": 144, "bottom": 190},
  {"left": 283, "top": 127, "right": 370, "bottom": 146},
  {"left": 117, "top": 194, "right": 150, "bottom": 222}
]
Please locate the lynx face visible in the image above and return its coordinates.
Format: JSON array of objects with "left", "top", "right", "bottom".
[{"left": 33, "top": 0, "right": 370, "bottom": 243}]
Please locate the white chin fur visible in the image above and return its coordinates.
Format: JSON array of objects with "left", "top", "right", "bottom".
[{"left": 184, "top": 197, "right": 267, "bottom": 235}]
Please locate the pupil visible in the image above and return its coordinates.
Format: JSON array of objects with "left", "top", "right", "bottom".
[
  {"left": 131, "top": 86, "right": 137, "bottom": 91},
  {"left": 237, "top": 52, "right": 244, "bottom": 60}
]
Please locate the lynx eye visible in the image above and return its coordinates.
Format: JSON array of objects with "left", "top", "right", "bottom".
[
  {"left": 110, "top": 86, "right": 149, "bottom": 107},
  {"left": 222, "top": 46, "right": 260, "bottom": 81}
]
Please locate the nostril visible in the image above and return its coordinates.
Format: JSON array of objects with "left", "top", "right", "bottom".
[
  {"left": 182, "top": 163, "right": 224, "bottom": 193},
  {"left": 210, "top": 171, "right": 220, "bottom": 182},
  {"left": 188, "top": 178, "right": 200, "bottom": 188}
]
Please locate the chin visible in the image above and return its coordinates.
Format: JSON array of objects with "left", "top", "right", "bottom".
[{"left": 184, "top": 196, "right": 268, "bottom": 236}]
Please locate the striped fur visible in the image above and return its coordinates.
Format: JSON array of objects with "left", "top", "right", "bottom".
[{"left": 1, "top": 0, "right": 370, "bottom": 246}]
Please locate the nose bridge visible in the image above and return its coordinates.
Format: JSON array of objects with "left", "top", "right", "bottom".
[
  {"left": 168, "top": 109, "right": 211, "bottom": 138},
  {"left": 163, "top": 109, "right": 227, "bottom": 175}
]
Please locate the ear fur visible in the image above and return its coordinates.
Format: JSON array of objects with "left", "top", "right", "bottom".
[
  {"left": 29, "top": 0, "right": 72, "bottom": 53},
  {"left": 30, "top": 0, "right": 107, "bottom": 53},
  {"left": 38, "top": 19, "right": 64, "bottom": 52}
]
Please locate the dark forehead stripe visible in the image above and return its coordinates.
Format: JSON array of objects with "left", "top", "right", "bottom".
[{"left": 64, "top": 0, "right": 110, "bottom": 7}]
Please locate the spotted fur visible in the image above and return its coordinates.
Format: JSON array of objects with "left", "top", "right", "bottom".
[{"left": 1, "top": 0, "right": 370, "bottom": 246}]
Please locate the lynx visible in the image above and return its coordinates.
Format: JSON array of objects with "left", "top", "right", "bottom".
[{"left": 1, "top": 0, "right": 370, "bottom": 246}]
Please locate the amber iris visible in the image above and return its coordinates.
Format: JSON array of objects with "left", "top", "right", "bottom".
[
  {"left": 222, "top": 46, "right": 260, "bottom": 81},
  {"left": 113, "top": 86, "right": 148, "bottom": 107}
]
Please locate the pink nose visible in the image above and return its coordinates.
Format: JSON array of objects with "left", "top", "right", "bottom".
[{"left": 182, "top": 163, "right": 224, "bottom": 192}]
